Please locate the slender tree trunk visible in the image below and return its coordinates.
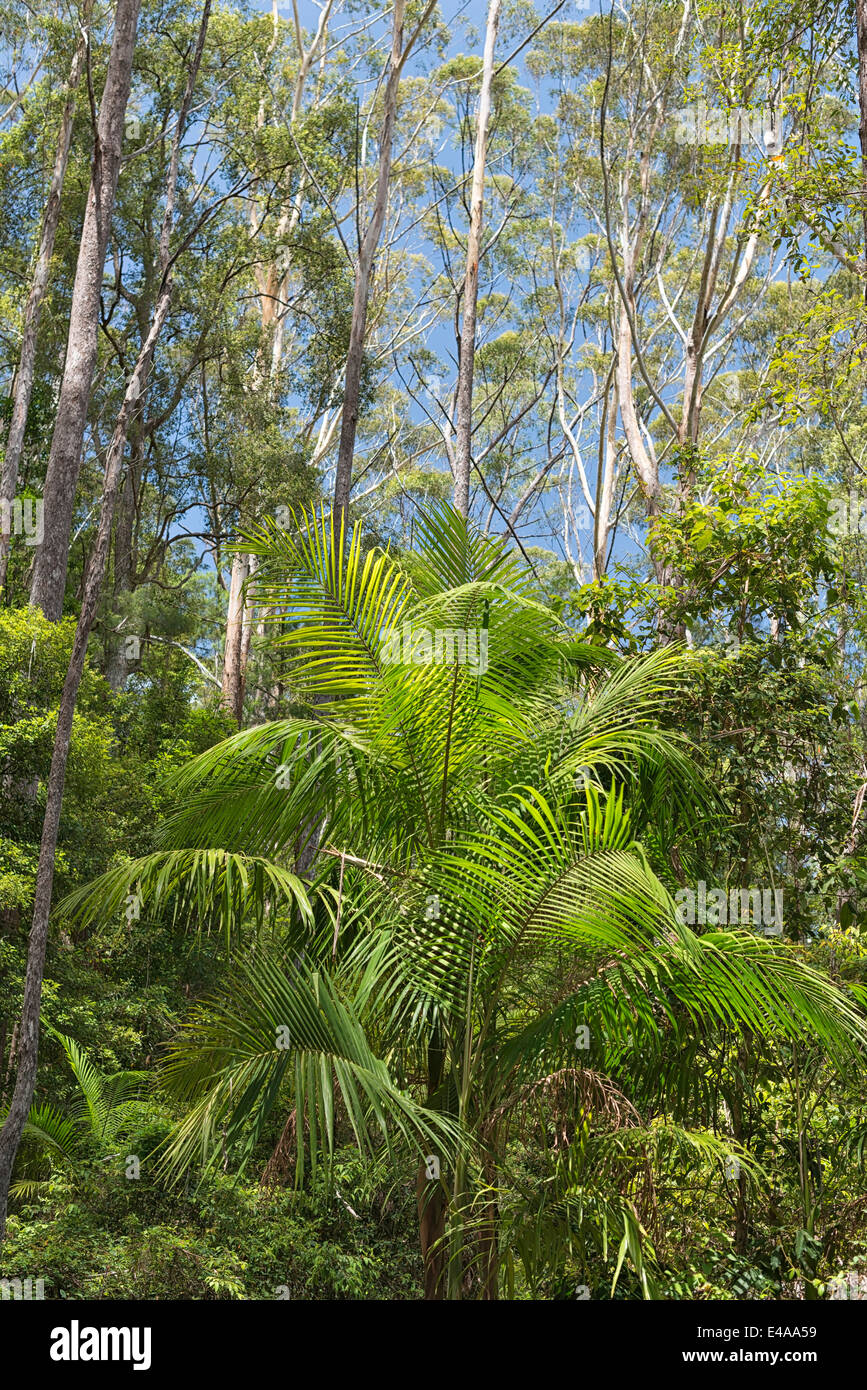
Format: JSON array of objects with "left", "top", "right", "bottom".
[
  {"left": 730, "top": 1057, "right": 750, "bottom": 1255},
  {"left": 416, "top": 1158, "right": 448, "bottom": 1299},
  {"left": 113, "top": 462, "right": 136, "bottom": 597},
  {"left": 453, "top": 0, "right": 500, "bottom": 519},
  {"left": 678, "top": 203, "right": 720, "bottom": 463},
  {"left": 332, "top": 0, "right": 435, "bottom": 534},
  {"left": 856, "top": 0, "right": 867, "bottom": 302},
  {"left": 105, "top": 456, "right": 137, "bottom": 690},
  {"left": 221, "top": 551, "right": 250, "bottom": 724},
  {"left": 616, "top": 301, "right": 685, "bottom": 640},
  {"left": 239, "top": 552, "right": 258, "bottom": 711},
  {"left": 479, "top": 1140, "right": 499, "bottom": 1299},
  {"left": 29, "top": 0, "right": 142, "bottom": 620},
  {"left": 415, "top": 1024, "right": 447, "bottom": 1299},
  {"left": 0, "top": 1, "right": 210, "bottom": 1243},
  {"left": 593, "top": 377, "right": 617, "bottom": 582},
  {"left": 0, "top": 4, "right": 93, "bottom": 595},
  {"left": 615, "top": 301, "right": 661, "bottom": 516}
]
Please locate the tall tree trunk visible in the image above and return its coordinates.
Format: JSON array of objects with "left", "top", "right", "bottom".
[
  {"left": 0, "top": 0, "right": 210, "bottom": 1244},
  {"left": 416, "top": 1158, "right": 447, "bottom": 1299},
  {"left": 221, "top": 551, "right": 250, "bottom": 724},
  {"left": 233, "top": 1, "right": 332, "bottom": 702},
  {"left": 29, "top": 0, "right": 142, "bottom": 620},
  {"left": 239, "top": 552, "right": 258, "bottom": 711},
  {"left": 856, "top": 0, "right": 867, "bottom": 302},
  {"left": 453, "top": 0, "right": 500, "bottom": 519},
  {"left": 105, "top": 456, "right": 137, "bottom": 690},
  {"left": 615, "top": 301, "right": 661, "bottom": 518},
  {"left": 332, "top": 0, "right": 434, "bottom": 535},
  {"left": 0, "top": 4, "right": 93, "bottom": 595},
  {"left": 594, "top": 375, "right": 617, "bottom": 582}
]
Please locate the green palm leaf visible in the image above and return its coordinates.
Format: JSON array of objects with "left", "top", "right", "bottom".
[{"left": 158, "top": 950, "right": 465, "bottom": 1186}]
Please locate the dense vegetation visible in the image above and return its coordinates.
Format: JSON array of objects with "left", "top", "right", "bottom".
[{"left": 3, "top": 0, "right": 867, "bottom": 1303}]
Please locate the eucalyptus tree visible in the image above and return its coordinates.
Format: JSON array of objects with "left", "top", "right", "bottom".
[
  {"left": 30, "top": 0, "right": 142, "bottom": 620},
  {"left": 331, "top": 0, "right": 437, "bottom": 534},
  {"left": 370, "top": 45, "right": 562, "bottom": 545},
  {"left": 521, "top": 0, "right": 838, "bottom": 594},
  {"left": 453, "top": 0, "right": 501, "bottom": 517},
  {"left": 0, "top": 0, "right": 93, "bottom": 595}
]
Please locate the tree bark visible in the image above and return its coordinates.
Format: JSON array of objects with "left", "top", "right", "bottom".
[
  {"left": 416, "top": 1156, "right": 447, "bottom": 1299},
  {"left": 29, "top": 0, "right": 142, "bottom": 620},
  {"left": 0, "top": 0, "right": 210, "bottom": 1244},
  {"left": 239, "top": 552, "right": 258, "bottom": 711},
  {"left": 615, "top": 301, "right": 661, "bottom": 516},
  {"left": 105, "top": 454, "right": 137, "bottom": 690},
  {"left": 594, "top": 376, "right": 617, "bottom": 582},
  {"left": 453, "top": 0, "right": 500, "bottom": 519},
  {"left": 0, "top": 4, "right": 93, "bottom": 595},
  {"left": 413, "top": 1021, "right": 448, "bottom": 1298},
  {"left": 221, "top": 551, "right": 250, "bottom": 724}
]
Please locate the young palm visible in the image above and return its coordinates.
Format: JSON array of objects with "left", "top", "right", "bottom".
[
  {"left": 62, "top": 505, "right": 867, "bottom": 1298},
  {"left": 9, "top": 1030, "right": 147, "bottom": 1199}
]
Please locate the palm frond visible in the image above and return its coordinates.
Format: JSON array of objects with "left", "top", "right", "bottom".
[
  {"left": 56, "top": 849, "right": 312, "bottom": 950},
  {"left": 20, "top": 1103, "right": 83, "bottom": 1164},
  {"left": 158, "top": 950, "right": 466, "bottom": 1186}
]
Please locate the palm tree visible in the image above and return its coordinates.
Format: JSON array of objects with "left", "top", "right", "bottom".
[
  {"left": 62, "top": 505, "right": 867, "bottom": 1298},
  {"left": 10, "top": 1030, "right": 147, "bottom": 1199}
]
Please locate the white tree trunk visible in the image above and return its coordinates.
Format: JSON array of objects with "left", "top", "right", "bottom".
[
  {"left": 453, "top": 0, "right": 501, "bottom": 519},
  {"left": 221, "top": 551, "right": 251, "bottom": 724}
]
